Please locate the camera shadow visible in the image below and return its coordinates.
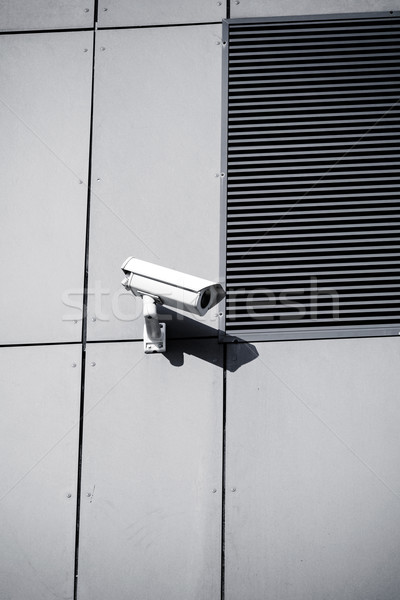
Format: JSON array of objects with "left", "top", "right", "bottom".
[{"left": 158, "top": 307, "right": 259, "bottom": 372}]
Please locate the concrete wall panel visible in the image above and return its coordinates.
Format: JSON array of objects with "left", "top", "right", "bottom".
[
  {"left": 225, "top": 336, "right": 400, "bottom": 600},
  {"left": 0, "top": 344, "right": 81, "bottom": 600},
  {"left": 98, "top": 0, "right": 226, "bottom": 27},
  {"left": 0, "top": 0, "right": 94, "bottom": 32},
  {"left": 230, "top": 0, "right": 400, "bottom": 18},
  {"left": 77, "top": 340, "right": 223, "bottom": 600},
  {"left": 88, "top": 26, "right": 224, "bottom": 341},
  {"left": 0, "top": 32, "right": 92, "bottom": 344}
]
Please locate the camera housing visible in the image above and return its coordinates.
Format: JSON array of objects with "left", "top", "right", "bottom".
[
  {"left": 121, "top": 257, "right": 225, "bottom": 317},
  {"left": 121, "top": 257, "right": 225, "bottom": 353}
]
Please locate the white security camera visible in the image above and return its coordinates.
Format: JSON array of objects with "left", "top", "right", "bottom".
[{"left": 121, "top": 257, "right": 225, "bottom": 353}]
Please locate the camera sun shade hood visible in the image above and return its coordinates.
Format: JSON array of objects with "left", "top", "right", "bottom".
[{"left": 121, "top": 257, "right": 225, "bottom": 317}]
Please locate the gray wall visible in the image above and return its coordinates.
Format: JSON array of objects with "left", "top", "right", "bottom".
[{"left": 1, "top": 1, "right": 400, "bottom": 599}]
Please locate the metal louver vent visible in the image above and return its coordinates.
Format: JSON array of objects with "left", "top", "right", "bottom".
[{"left": 223, "top": 13, "right": 400, "bottom": 341}]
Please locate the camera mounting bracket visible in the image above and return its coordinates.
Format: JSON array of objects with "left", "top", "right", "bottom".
[{"left": 142, "top": 294, "right": 166, "bottom": 354}]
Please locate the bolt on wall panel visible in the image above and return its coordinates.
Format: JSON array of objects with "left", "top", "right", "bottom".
[
  {"left": 0, "top": 32, "right": 92, "bottom": 344},
  {"left": 0, "top": 0, "right": 94, "bottom": 32},
  {"left": 98, "top": 0, "right": 226, "bottom": 27},
  {"left": 0, "top": 344, "right": 82, "bottom": 600},
  {"left": 77, "top": 340, "right": 223, "bottom": 600},
  {"left": 88, "top": 26, "right": 224, "bottom": 341},
  {"left": 225, "top": 336, "right": 400, "bottom": 600},
  {"left": 230, "top": 0, "right": 400, "bottom": 18}
]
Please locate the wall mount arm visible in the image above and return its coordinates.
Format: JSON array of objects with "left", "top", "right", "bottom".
[{"left": 142, "top": 294, "right": 166, "bottom": 354}]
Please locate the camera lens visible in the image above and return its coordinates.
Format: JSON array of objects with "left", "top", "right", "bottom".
[{"left": 200, "top": 289, "right": 211, "bottom": 309}]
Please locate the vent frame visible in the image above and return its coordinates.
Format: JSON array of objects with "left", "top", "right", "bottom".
[{"left": 220, "top": 11, "right": 400, "bottom": 343}]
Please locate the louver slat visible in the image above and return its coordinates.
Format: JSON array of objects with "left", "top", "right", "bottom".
[{"left": 224, "top": 15, "right": 400, "bottom": 339}]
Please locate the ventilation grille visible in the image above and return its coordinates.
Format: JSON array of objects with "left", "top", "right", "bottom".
[{"left": 225, "top": 15, "right": 400, "bottom": 339}]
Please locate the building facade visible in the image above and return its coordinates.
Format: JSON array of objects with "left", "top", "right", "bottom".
[{"left": 1, "top": 1, "right": 400, "bottom": 598}]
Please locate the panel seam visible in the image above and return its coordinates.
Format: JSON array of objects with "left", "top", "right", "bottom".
[
  {"left": 0, "top": 27, "right": 94, "bottom": 35},
  {"left": 73, "top": 14, "right": 97, "bottom": 599},
  {"left": 221, "top": 343, "right": 227, "bottom": 600},
  {"left": 97, "top": 21, "right": 222, "bottom": 31}
]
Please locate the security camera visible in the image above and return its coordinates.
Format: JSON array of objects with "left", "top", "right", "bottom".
[{"left": 121, "top": 257, "right": 225, "bottom": 353}]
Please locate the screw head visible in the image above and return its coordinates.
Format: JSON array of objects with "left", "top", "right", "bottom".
[
  {"left": 216, "top": 41, "right": 221, "bottom": 45},
  {"left": 235, "top": 1, "right": 240, "bottom": 4},
  {"left": 84, "top": 8, "right": 89, "bottom": 12},
  {"left": 212, "top": 488, "right": 217, "bottom": 493},
  {"left": 231, "top": 487, "right": 237, "bottom": 492},
  {"left": 72, "top": 362, "right": 77, "bottom": 368},
  {"left": 100, "top": 47, "right": 106, "bottom": 51},
  {"left": 67, "top": 493, "right": 72, "bottom": 498},
  {"left": 90, "top": 362, "right": 96, "bottom": 367},
  {"left": 103, "top": 7, "right": 108, "bottom": 11},
  {"left": 91, "top": 316, "right": 96, "bottom": 322},
  {"left": 217, "top": 1, "right": 222, "bottom": 5},
  {"left": 83, "top": 48, "right": 88, "bottom": 53},
  {"left": 86, "top": 492, "right": 91, "bottom": 497}
]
